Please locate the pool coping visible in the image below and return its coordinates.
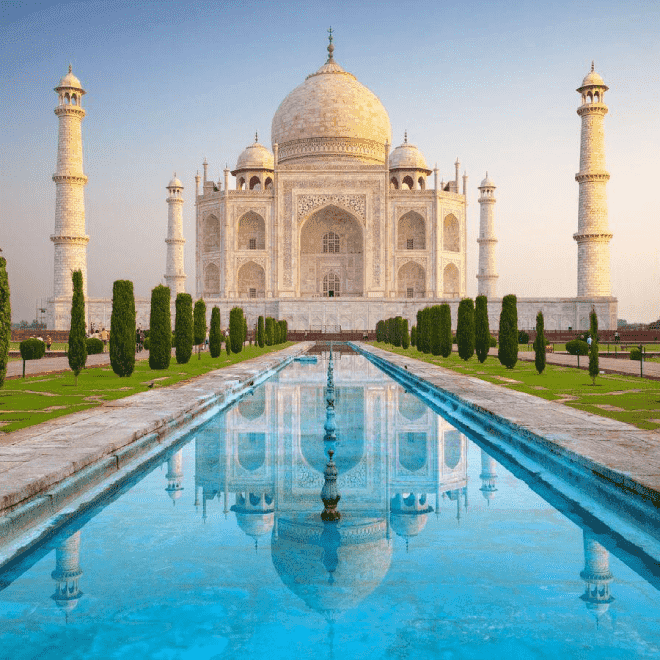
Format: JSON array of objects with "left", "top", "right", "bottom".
[
  {"left": 352, "top": 343, "right": 660, "bottom": 519},
  {"left": 0, "top": 343, "right": 312, "bottom": 547}
]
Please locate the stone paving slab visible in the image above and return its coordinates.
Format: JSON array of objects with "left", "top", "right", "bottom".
[
  {"left": 358, "top": 343, "right": 660, "bottom": 501},
  {"left": 0, "top": 344, "right": 310, "bottom": 519}
]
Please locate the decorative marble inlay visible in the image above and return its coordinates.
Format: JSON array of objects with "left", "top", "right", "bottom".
[{"left": 297, "top": 193, "right": 366, "bottom": 222}]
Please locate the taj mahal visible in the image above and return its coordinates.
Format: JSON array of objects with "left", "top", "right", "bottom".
[{"left": 46, "top": 35, "right": 617, "bottom": 332}]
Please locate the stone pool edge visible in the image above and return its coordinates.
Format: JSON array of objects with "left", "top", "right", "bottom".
[
  {"left": 0, "top": 343, "right": 312, "bottom": 544},
  {"left": 353, "top": 343, "right": 660, "bottom": 513}
]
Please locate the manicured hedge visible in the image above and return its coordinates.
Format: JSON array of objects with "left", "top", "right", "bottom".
[{"left": 86, "top": 337, "right": 104, "bottom": 355}]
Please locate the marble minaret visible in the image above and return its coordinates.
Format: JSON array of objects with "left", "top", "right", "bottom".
[
  {"left": 49, "top": 66, "right": 89, "bottom": 328},
  {"left": 165, "top": 174, "right": 186, "bottom": 295},
  {"left": 574, "top": 63, "right": 613, "bottom": 297},
  {"left": 477, "top": 173, "right": 498, "bottom": 298}
]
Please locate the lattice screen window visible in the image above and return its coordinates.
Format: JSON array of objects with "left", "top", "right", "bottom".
[
  {"left": 249, "top": 238, "right": 257, "bottom": 250},
  {"left": 323, "top": 232, "right": 340, "bottom": 254},
  {"left": 249, "top": 288, "right": 257, "bottom": 298},
  {"left": 407, "top": 288, "right": 414, "bottom": 298},
  {"left": 407, "top": 238, "right": 414, "bottom": 250}
]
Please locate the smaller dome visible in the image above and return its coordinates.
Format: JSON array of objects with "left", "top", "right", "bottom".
[
  {"left": 479, "top": 172, "right": 495, "bottom": 188},
  {"left": 581, "top": 70, "right": 605, "bottom": 87},
  {"left": 168, "top": 174, "right": 183, "bottom": 188},
  {"left": 235, "top": 139, "right": 274, "bottom": 171},
  {"left": 57, "top": 65, "right": 83, "bottom": 90},
  {"left": 389, "top": 137, "right": 430, "bottom": 172}
]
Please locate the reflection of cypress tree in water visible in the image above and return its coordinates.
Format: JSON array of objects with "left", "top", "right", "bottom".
[
  {"left": 51, "top": 530, "right": 83, "bottom": 622},
  {"left": 580, "top": 530, "right": 615, "bottom": 623}
]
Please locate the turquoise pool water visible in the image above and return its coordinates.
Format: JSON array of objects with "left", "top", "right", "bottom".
[{"left": 0, "top": 350, "right": 658, "bottom": 659}]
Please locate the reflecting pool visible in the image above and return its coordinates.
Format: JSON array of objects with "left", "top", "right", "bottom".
[{"left": 1, "top": 349, "right": 659, "bottom": 659}]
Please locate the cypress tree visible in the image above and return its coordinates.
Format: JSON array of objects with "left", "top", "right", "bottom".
[
  {"left": 243, "top": 316, "right": 248, "bottom": 346},
  {"left": 393, "top": 316, "right": 403, "bottom": 347},
  {"left": 457, "top": 298, "right": 475, "bottom": 361},
  {"left": 282, "top": 320, "right": 288, "bottom": 343},
  {"left": 110, "top": 279, "right": 136, "bottom": 377},
  {"left": 533, "top": 311, "right": 547, "bottom": 374},
  {"left": 68, "top": 269, "right": 87, "bottom": 385},
  {"left": 429, "top": 306, "right": 441, "bottom": 356},
  {"left": 225, "top": 334, "right": 231, "bottom": 356},
  {"left": 415, "top": 311, "right": 423, "bottom": 351},
  {"left": 410, "top": 325, "right": 416, "bottom": 347},
  {"left": 498, "top": 294, "right": 518, "bottom": 369},
  {"left": 419, "top": 308, "right": 429, "bottom": 353},
  {"left": 209, "top": 307, "right": 222, "bottom": 357},
  {"left": 149, "top": 285, "right": 172, "bottom": 370},
  {"left": 194, "top": 299, "right": 207, "bottom": 359},
  {"left": 174, "top": 293, "right": 193, "bottom": 364},
  {"left": 0, "top": 257, "right": 10, "bottom": 388},
  {"left": 402, "top": 319, "right": 410, "bottom": 349},
  {"left": 588, "top": 308, "right": 599, "bottom": 385},
  {"left": 439, "top": 304, "right": 452, "bottom": 358},
  {"left": 229, "top": 307, "right": 244, "bottom": 353},
  {"left": 474, "top": 295, "right": 490, "bottom": 364},
  {"left": 264, "top": 317, "right": 272, "bottom": 346},
  {"left": 257, "top": 316, "right": 265, "bottom": 347}
]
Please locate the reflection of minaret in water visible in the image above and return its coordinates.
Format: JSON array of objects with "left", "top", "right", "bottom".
[
  {"left": 390, "top": 493, "right": 432, "bottom": 552},
  {"left": 580, "top": 530, "right": 614, "bottom": 622},
  {"left": 445, "top": 487, "right": 468, "bottom": 523},
  {"left": 479, "top": 448, "right": 498, "bottom": 505},
  {"left": 51, "top": 531, "right": 83, "bottom": 622},
  {"left": 165, "top": 449, "right": 184, "bottom": 505}
]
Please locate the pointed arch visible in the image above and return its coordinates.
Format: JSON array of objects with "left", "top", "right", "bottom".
[
  {"left": 444, "top": 430, "right": 462, "bottom": 469},
  {"left": 402, "top": 175, "right": 414, "bottom": 190},
  {"left": 237, "top": 261, "right": 265, "bottom": 298},
  {"left": 249, "top": 176, "right": 261, "bottom": 191},
  {"left": 238, "top": 211, "right": 265, "bottom": 250},
  {"left": 203, "top": 214, "right": 220, "bottom": 252},
  {"left": 443, "top": 263, "right": 460, "bottom": 297},
  {"left": 397, "top": 261, "right": 425, "bottom": 298},
  {"left": 397, "top": 211, "right": 425, "bottom": 250},
  {"left": 390, "top": 176, "right": 399, "bottom": 190},
  {"left": 204, "top": 262, "right": 220, "bottom": 295},
  {"left": 443, "top": 213, "right": 460, "bottom": 252}
]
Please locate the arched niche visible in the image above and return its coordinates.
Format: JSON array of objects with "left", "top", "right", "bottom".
[
  {"left": 397, "top": 211, "right": 426, "bottom": 250},
  {"left": 398, "top": 392, "right": 426, "bottom": 421},
  {"left": 398, "top": 432, "right": 428, "bottom": 473},
  {"left": 238, "top": 387, "right": 266, "bottom": 420},
  {"left": 443, "top": 213, "right": 460, "bottom": 252},
  {"left": 444, "top": 430, "right": 462, "bottom": 469},
  {"left": 390, "top": 176, "right": 399, "bottom": 190},
  {"left": 402, "top": 175, "right": 414, "bottom": 190},
  {"left": 203, "top": 214, "right": 220, "bottom": 252},
  {"left": 237, "top": 432, "right": 266, "bottom": 472},
  {"left": 443, "top": 263, "right": 459, "bottom": 297},
  {"left": 299, "top": 205, "right": 364, "bottom": 297},
  {"left": 237, "top": 261, "right": 265, "bottom": 298},
  {"left": 249, "top": 176, "right": 261, "bottom": 191},
  {"left": 204, "top": 263, "right": 220, "bottom": 295},
  {"left": 238, "top": 211, "right": 265, "bottom": 250},
  {"left": 397, "top": 261, "right": 425, "bottom": 298}
]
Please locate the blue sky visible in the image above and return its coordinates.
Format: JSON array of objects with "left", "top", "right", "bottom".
[{"left": 2, "top": 0, "right": 659, "bottom": 322}]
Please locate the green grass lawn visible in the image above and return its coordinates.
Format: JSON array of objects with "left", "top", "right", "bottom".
[
  {"left": 0, "top": 343, "right": 294, "bottom": 434},
  {"left": 372, "top": 342, "right": 660, "bottom": 431}
]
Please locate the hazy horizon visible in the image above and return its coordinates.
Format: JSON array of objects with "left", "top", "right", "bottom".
[{"left": 2, "top": 0, "right": 658, "bottom": 324}]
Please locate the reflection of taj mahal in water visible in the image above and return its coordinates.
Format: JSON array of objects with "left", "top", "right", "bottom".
[{"left": 34, "top": 354, "right": 616, "bottom": 623}]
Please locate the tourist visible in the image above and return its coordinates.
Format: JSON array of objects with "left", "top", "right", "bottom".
[
  {"left": 46, "top": 335, "right": 52, "bottom": 351},
  {"left": 587, "top": 335, "right": 592, "bottom": 347},
  {"left": 101, "top": 327, "right": 109, "bottom": 351}
]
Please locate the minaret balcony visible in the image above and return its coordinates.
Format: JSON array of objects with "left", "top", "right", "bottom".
[
  {"left": 577, "top": 104, "right": 608, "bottom": 117},
  {"left": 52, "top": 174, "right": 88, "bottom": 184},
  {"left": 575, "top": 172, "right": 610, "bottom": 183}
]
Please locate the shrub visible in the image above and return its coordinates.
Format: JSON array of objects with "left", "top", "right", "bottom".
[
  {"left": 430, "top": 306, "right": 442, "bottom": 356},
  {"left": 439, "top": 304, "right": 452, "bottom": 358},
  {"left": 68, "top": 270, "right": 87, "bottom": 384},
  {"left": 533, "top": 311, "right": 546, "bottom": 375},
  {"left": 490, "top": 335, "right": 497, "bottom": 348},
  {"left": 518, "top": 330, "right": 530, "bottom": 344},
  {"left": 149, "top": 285, "right": 172, "bottom": 370},
  {"left": 244, "top": 316, "right": 249, "bottom": 346},
  {"left": 229, "top": 307, "right": 245, "bottom": 353},
  {"left": 225, "top": 335, "right": 231, "bottom": 356},
  {"left": 19, "top": 338, "right": 45, "bottom": 378},
  {"left": 376, "top": 320, "right": 385, "bottom": 342},
  {"left": 410, "top": 325, "right": 416, "bottom": 347},
  {"left": 174, "top": 293, "right": 193, "bottom": 365},
  {"left": 498, "top": 294, "right": 518, "bottom": 369},
  {"left": 566, "top": 339, "right": 589, "bottom": 356},
  {"left": 280, "top": 320, "right": 288, "bottom": 343},
  {"left": 475, "top": 295, "right": 490, "bottom": 364},
  {"left": 416, "top": 310, "right": 424, "bottom": 352},
  {"left": 110, "top": 279, "right": 136, "bottom": 377},
  {"left": 143, "top": 336, "right": 150, "bottom": 350},
  {"left": 209, "top": 307, "right": 222, "bottom": 358},
  {"left": 630, "top": 347, "right": 643, "bottom": 361},
  {"left": 86, "top": 337, "right": 104, "bottom": 355},
  {"left": 402, "top": 319, "right": 410, "bottom": 349},
  {"left": 265, "top": 317, "right": 274, "bottom": 346},
  {"left": 258, "top": 316, "right": 265, "bottom": 347},
  {"left": 0, "top": 257, "right": 10, "bottom": 388},
  {"left": 194, "top": 299, "right": 207, "bottom": 359},
  {"left": 393, "top": 316, "right": 403, "bottom": 347}
]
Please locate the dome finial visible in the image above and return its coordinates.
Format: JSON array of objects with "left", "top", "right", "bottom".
[
  {"left": 404, "top": 130, "right": 408, "bottom": 144},
  {"left": 591, "top": 60, "right": 595, "bottom": 72},
  {"left": 68, "top": 63, "right": 72, "bottom": 74},
  {"left": 326, "top": 26, "right": 335, "bottom": 62},
  {"left": 255, "top": 130, "right": 258, "bottom": 143}
]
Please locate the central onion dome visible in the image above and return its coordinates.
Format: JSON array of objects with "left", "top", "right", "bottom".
[{"left": 271, "top": 43, "right": 391, "bottom": 166}]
